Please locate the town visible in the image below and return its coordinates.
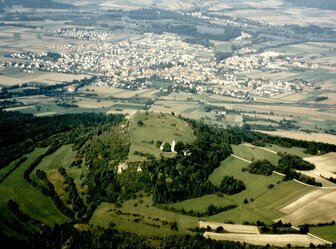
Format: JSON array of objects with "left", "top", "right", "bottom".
[{"left": 1, "top": 30, "right": 320, "bottom": 99}]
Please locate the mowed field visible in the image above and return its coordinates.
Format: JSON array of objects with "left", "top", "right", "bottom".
[
  {"left": 79, "top": 86, "right": 158, "bottom": 99},
  {"left": 207, "top": 154, "right": 313, "bottom": 224},
  {"left": 150, "top": 100, "right": 205, "bottom": 120},
  {"left": 199, "top": 221, "right": 260, "bottom": 234},
  {"left": 204, "top": 143, "right": 318, "bottom": 224},
  {"left": 0, "top": 70, "right": 88, "bottom": 86},
  {"left": 259, "top": 130, "right": 336, "bottom": 145},
  {"left": 304, "top": 153, "right": 336, "bottom": 173},
  {"left": 127, "top": 111, "right": 195, "bottom": 161},
  {"left": 223, "top": 7, "right": 336, "bottom": 28},
  {"left": 280, "top": 189, "right": 336, "bottom": 226},
  {"left": 0, "top": 148, "right": 70, "bottom": 225},
  {"left": 204, "top": 232, "right": 327, "bottom": 247},
  {"left": 309, "top": 225, "right": 336, "bottom": 243},
  {"left": 90, "top": 196, "right": 199, "bottom": 235}
]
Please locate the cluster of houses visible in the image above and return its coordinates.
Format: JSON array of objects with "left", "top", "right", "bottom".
[
  {"left": 1, "top": 31, "right": 320, "bottom": 99},
  {"left": 219, "top": 51, "right": 319, "bottom": 73},
  {"left": 50, "top": 28, "right": 112, "bottom": 41}
]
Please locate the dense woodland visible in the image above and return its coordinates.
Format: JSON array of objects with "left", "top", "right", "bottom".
[{"left": 0, "top": 110, "right": 124, "bottom": 168}]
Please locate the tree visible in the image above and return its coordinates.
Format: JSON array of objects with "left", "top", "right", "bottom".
[
  {"left": 215, "top": 226, "right": 224, "bottom": 233},
  {"left": 170, "top": 222, "right": 178, "bottom": 231},
  {"left": 174, "top": 141, "right": 185, "bottom": 154},
  {"left": 219, "top": 176, "right": 246, "bottom": 195},
  {"left": 245, "top": 160, "right": 275, "bottom": 176},
  {"left": 137, "top": 120, "right": 144, "bottom": 126},
  {"left": 156, "top": 140, "right": 162, "bottom": 149},
  {"left": 162, "top": 143, "right": 171, "bottom": 152},
  {"left": 207, "top": 204, "right": 217, "bottom": 215}
]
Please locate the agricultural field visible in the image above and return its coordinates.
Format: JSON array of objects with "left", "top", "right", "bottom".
[
  {"left": 280, "top": 189, "right": 336, "bottom": 225},
  {"left": 0, "top": 71, "right": 88, "bottom": 87},
  {"left": 297, "top": 169, "right": 336, "bottom": 187},
  {"left": 150, "top": 100, "right": 205, "bottom": 120},
  {"left": 0, "top": 148, "right": 70, "bottom": 225},
  {"left": 304, "top": 153, "right": 336, "bottom": 173},
  {"left": 127, "top": 111, "right": 195, "bottom": 161},
  {"left": 207, "top": 155, "right": 313, "bottom": 224},
  {"left": 1, "top": 1, "right": 336, "bottom": 247},
  {"left": 78, "top": 86, "right": 158, "bottom": 99},
  {"left": 309, "top": 225, "right": 336, "bottom": 243},
  {"left": 260, "top": 130, "right": 336, "bottom": 145},
  {"left": 204, "top": 232, "right": 327, "bottom": 247},
  {"left": 199, "top": 221, "right": 260, "bottom": 234}
]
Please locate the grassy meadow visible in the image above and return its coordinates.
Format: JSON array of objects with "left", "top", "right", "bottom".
[
  {"left": 128, "top": 112, "right": 195, "bottom": 161},
  {"left": 90, "top": 196, "right": 199, "bottom": 235},
  {"left": 0, "top": 148, "right": 70, "bottom": 225}
]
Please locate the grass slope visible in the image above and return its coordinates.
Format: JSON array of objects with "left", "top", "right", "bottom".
[
  {"left": 128, "top": 112, "right": 195, "bottom": 161},
  {"left": 309, "top": 225, "right": 336, "bottom": 243},
  {"left": 166, "top": 194, "right": 236, "bottom": 213},
  {"left": 207, "top": 156, "right": 313, "bottom": 224},
  {"left": 265, "top": 144, "right": 310, "bottom": 158},
  {"left": 232, "top": 144, "right": 280, "bottom": 165},
  {"left": 30, "top": 145, "right": 76, "bottom": 188},
  {"left": 90, "top": 196, "right": 199, "bottom": 235},
  {"left": 0, "top": 158, "right": 22, "bottom": 182},
  {"left": 33, "top": 144, "right": 88, "bottom": 206},
  {"left": 0, "top": 148, "right": 70, "bottom": 225}
]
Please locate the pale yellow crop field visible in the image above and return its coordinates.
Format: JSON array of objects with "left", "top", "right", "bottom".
[
  {"left": 304, "top": 153, "right": 336, "bottom": 173},
  {"left": 280, "top": 189, "right": 336, "bottom": 225},
  {"left": 199, "top": 221, "right": 260, "bottom": 235},
  {"left": 0, "top": 71, "right": 88, "bottom": 86},
  {"left": 75, "top": 97, "right": 116, "bottom": 108},
  {"left": 224, "top": 8, "right": 336, "bottom": 27},
  {"left": 204, "top": 232, "right": 327, "bottom": 247},
  {"left": 297, "top": 170, "right": 336, "bottom": 187},
  {"left": 259, "top": 130, "right": 336, "bottom": 145}
]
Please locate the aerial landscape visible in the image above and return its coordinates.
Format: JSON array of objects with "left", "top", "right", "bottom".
[{"left": 0, "top": 0, "right": 335, "bottom": 248}]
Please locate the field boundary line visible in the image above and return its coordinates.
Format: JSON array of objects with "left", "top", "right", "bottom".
[
  {"left": 273, "top": 171, "right": 286, "bottom": 177},
  {"left": 293, "top": 179, "right": 336, "bottom": 189},
  {"left": 307, "top": 233, "right": 333, "bottom": 245},
  {"left": 231, "top": 154, "right": 252, "bottom": 163},
  {"left": 242, "top": 143, "right": 277, "bottom": 154}
]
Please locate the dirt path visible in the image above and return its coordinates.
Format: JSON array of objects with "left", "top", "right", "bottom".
[
  {"left": 231, "top": 154, "right": 252, "bottom": 163},
  {"left": 242, "top": 143, "right": 277, "bottom": 154}
]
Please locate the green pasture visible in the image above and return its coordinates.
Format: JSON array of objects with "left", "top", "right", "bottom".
[
  {"left": 0, "top": 148, "right": 70, "bottom": 225},
  {"left": 128, "top": 112, "right": 195, "bottom": 161},
  {"left": 90, "top": 196, "right": 199, "bottom": 235}
]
